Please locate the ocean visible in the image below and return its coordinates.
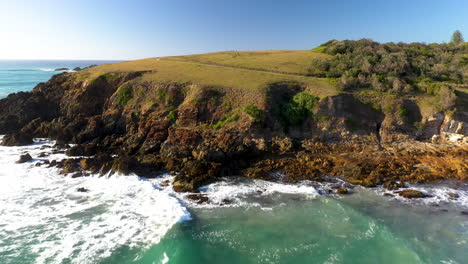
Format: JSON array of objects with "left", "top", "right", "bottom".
[
  {"left": 0, "top": 60, "right": 120, "bottom": 98},
  {"left": 0, "top": 61, "right": 467, "bottom": 264}
]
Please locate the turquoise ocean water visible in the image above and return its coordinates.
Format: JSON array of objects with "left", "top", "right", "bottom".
[{"left": 0, "top": 62, "right": 467, "bottom": 264}]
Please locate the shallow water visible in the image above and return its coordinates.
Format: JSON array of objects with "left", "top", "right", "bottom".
[{"left": 0, "top": 138, "right": 467, "bottom": 264}]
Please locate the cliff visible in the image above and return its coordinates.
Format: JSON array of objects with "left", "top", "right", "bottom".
[{"left": 1, "top": 46, "right": 467, "bottom": 192}]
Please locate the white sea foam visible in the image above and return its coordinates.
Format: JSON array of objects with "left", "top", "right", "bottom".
[
  {"left": 152, "top": 176, "right": 321, "bottom": 209},
  {"left": 39, "top": 68, "right": 75, "bottom": 72},
  {"left": 376, "top": 183, "right": 468, "bottom": 209},
  {"left": 0, "top": 138, "right": 191, "bottom": 264}
]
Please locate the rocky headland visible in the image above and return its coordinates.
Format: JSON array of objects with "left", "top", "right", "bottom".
[{"left": 1, "top": 40, "right": 467, "bottom": 195}]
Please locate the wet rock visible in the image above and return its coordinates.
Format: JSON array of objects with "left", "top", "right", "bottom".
[
  {"left": 383, "top": 181, "right": 405, "bottom": 190},
  {"left": 54, "top": 68, "right": 69, "bottom": 71},
  {"left": 160, "top": 180, "right": 170, "bottom": 187},
  {"left": 221, "top": 198, "right": 233, "bottom": 205},
  {"left": 76, "top": 187, "right": 89, "bottom": 192},
  {"left": 396, "top": 189, "right": 426, "bottom": 199},
  {"left": 73, "top": 67, "right": 82, "bottom": 71},
  {"left": 38, "top": 152, "right": 47, "bottom": 158},
  {"left": 2, "top": 132, "right": 33, "bottom": 146},
  {"left": 461, "top": 211, "right": 468, "bottom": 216},
  {"left": 79, "top": 153, "right": 112, "bottom": 174},
  {"left": 447, "top": 193, "right": 459, "bottom": 199},
  {"left": 383, "top": 193, "right": 394, "bottom": 197},
  {"left": 48, "top": 160, "right": 57, "bottom": 167},
  {"left": 337, "top": 188, "right": 349, "bottom": 195},
  {"left": 186, "top": 194, "right": 209, "bottom": 204},
  {"left": 66, "top": 144, "right": 97, "bottom": 157},
  {"left": 17, "top": 153, "right": 33, "bottom": 163},
  {"left": 70, "top": 172, "right": 84, "bottom": 178},
  {"left": 60, "top": 159, "right": 81, "bottom": 174}
]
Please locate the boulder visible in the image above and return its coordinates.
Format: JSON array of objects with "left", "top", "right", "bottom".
[
  {"left": 17, "top": 153, "right": 33, "bottom": 163},
  {"left": 72, "top": 67, "right": 82, "bottom": 71},
  {"left": 396, "top": 189, "right": 426, "bottom": 199},
  {"left": 447, "top": 193, "right": 459, "bottom": 199},
  {"left": 54, "top": 68, "right": 69, "bottom": 71},
  {"left": 337, "top": 188, "right": 349, "bottom": 195}
]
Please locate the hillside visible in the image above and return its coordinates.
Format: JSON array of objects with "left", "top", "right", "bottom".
[{"left": 0, "top": 40, "right": 467, "bottom": 193}]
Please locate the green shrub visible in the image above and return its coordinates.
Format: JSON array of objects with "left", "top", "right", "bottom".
[
  {"left": 242, "top": 104, "right": 264, "bottom": 122},
  {"left": 211, "top": 113, "right": 240, "bottom": 129},
  {"left": 397, "top": 108, "right": 409, "bottom": 118},
  {"left": 282, "top": 92, "right": 319, "bottom": 126},
  {"left": 157, "top": 89, "right": 168, "bottom": 101},
  {"left": 117, "top": 86, "right": 133, "bottom": 105}
]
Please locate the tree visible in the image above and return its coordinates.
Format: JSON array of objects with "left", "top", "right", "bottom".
[{"left": 451, "top": 30, "right": 464, "bottom": 44}]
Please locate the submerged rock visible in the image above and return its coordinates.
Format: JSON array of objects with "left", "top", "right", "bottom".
[
  {"left": 396, "top": 189, "right": 426, "bottom": 199},
  {"left": 76, "top": 187, "right": 89, "bottom": 192},
  {"left": 447, "top": 193, "right": 459, "bottom": 199},
  {"left": 337, "top": 188, "right": 349, "bottom": 195},
  {"left": 17, "top": 153, "right": 33, "bottom": 163}
]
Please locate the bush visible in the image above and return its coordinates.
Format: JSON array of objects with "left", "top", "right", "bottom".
[
  {"left": 211, "top": 113, "right": 239, "bottom": 129},
  {"left": 282, "top": 92, "right": 319, "bottom": 126},
  {"left": 117, "top": 86, "right": 133, "bottom": 105},
  {"left": 242, "top": 104, "right": 264, "bottom": 122}
]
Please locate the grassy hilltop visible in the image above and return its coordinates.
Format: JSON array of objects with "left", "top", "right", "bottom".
[{"left": 72, "top": 39, "right": 467, "bottom": 133}]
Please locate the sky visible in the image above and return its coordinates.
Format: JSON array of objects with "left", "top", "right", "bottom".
[{"left": 0, "top": 0, "right": 466, "bottom": 60}]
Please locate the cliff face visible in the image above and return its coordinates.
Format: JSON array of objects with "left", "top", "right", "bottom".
[{"left": 1, "top": 69, "right": 467, "bottom": 191}]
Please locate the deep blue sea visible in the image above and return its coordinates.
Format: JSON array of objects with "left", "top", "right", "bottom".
[{"left": 0, "top": 60, "right": 120, "bottom": 98}]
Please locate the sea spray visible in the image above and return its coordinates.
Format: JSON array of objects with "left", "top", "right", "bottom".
[{"left": 0, "top": 139, "right": 191, "bottom": 264}]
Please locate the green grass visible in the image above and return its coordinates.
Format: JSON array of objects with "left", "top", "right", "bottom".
[
  {"left": 162, "top": 50, "right": 332, "bottom": 75},
  {"left": 76, "top": 56, "right": 338, "bottom": 108},
  {"left": 116, "top": 86, "right": 133, "bottom": 105},
  {"left": 211, "top": 113, "right": 240, "bottom": 129}
]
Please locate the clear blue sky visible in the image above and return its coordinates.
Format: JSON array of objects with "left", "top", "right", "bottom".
[{"left": 0, "top": 0, "right": 466, "bottom": 60}]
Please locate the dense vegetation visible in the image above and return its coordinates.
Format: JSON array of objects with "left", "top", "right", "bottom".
[{"left": 308, "top": 39, "right": 468, "bottom": 110}]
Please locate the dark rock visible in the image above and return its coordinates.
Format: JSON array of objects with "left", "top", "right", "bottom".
[
  {"left": 396, "top": 189, "right": 426, "bottom": 199},
  {"left": 383, "top": 193, "right": 394, "bottom": 197},
  {"left": 66, "top": 144, "right": 97, "bottom": 156},
  {"left": 38, "top": 152, "right": 47, "bottom": 157},
  {"left": 76, "top": 187, "right": 89, "bottom": 192},
  {"left": 2, "top": 132, "right": 33, "bottom": 146},
  {"left": 461, "top": 211, "right": 468, "bottom": 216},
  {"left": 60, "top": 159, "right": 81, "bottom": 174},
  {"left": 70, "top": 172, "right": 84, "bottom": 178},
  {"left": 383, "top": 181, "right": 405, "bottom": 190},
  {"left": 54, "top": 68, "right": 69, "bottom": 71},
  {"left": 73, "top": 67, "right": 82, "bottom": 71},
  {"left": 17, "top": 153, "right": 33, "bottom": 163},
  {"left": 79, "top": 153, "right": 112, "bottom": 174},
  {"left": 447, "top": 193, "right": 459, "bottom": 199},
  {"left": 186, "top": 194, "right": 209, "bottom": 204},
  {"left": 221, "top": 198, "right": 233, "bottom": 205},
  {"left": 337, "top": 188, "right": 349, "bottom": 195},
  {"left": 49, "top": 160, "right": 57, "bottom": 167}
]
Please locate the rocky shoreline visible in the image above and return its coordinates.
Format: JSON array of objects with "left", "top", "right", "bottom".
[{"left": 0, "top": 71, "right": 467, "bottom": 195}]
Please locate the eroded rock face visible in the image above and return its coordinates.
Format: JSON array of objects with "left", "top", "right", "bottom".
[{"left": 2, "top": 132, "right": 33, "bottom": 146}]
